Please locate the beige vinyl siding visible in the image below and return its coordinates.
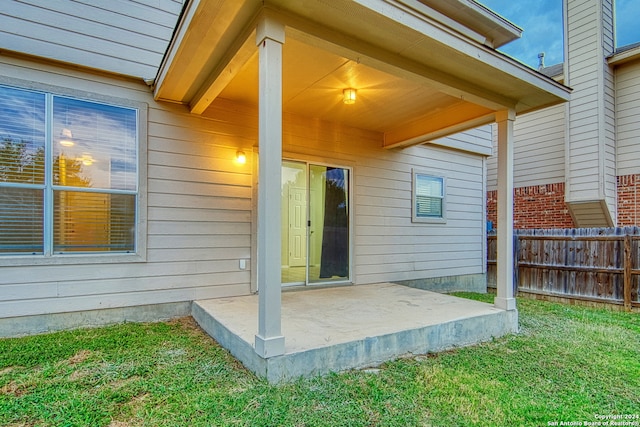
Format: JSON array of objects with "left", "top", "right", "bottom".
[
  {"left": 564, "top": 0, "right": 616, "bottom": 224},
  {"left": 0, "top": 56, "right": 251, "bottom": 318},
  {"left": 354, "top": 145, "right": 485, "bottom": 283},
  {"left": 566, "top": 0, "right": 602, "bottom": 202},
  {"left": 486, "top": 104, "right": 565, "bottom": 191},
  {"left": 602, "top": 0, "right": 614, "bottom": 53},
  {"left": 0, "top": 0, "right": 182, "bottom": 79},
  {"left": 0, "top": 55, "right": 488, "bottom": 319},
  {"left": 603, "top": 58, "right": 617, "bottom": 220},
  {"left": 602, "top": 0, "right": 617, "bottom": 220},
  {"left": 487, "top": 123, "right": 498, "bottom": 190},
  {"left": 431, "top": 125, "right": 493, "bottom": 156},
  {"left": 616, "top": 60, "right": 640, "bottom": 176},
  {"left": 281, "top": 115, "right": 486, "bottom": 284}
]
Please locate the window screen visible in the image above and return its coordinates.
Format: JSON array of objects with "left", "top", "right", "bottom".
[{"left": 413, "top": 172, "right": 445, "bottom": 222}]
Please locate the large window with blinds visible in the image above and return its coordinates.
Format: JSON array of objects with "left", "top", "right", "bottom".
[
  {"left": 0, "top": 84, "right": 138, "bottom": 255},
  {"left": 412, "top": 170, "right": 446, "bottom": 223}
]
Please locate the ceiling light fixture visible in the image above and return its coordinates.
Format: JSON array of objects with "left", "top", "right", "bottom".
[
  {"left": 59, "top": 128, "right": 74, "bottom": 147},
  {"left": 343, "top": 88, "right": 357, "bottom": 105},
  {"left": 80, "top": 153, "right": 95, "bottom": 166}
]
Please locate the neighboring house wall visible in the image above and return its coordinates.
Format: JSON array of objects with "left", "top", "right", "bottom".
[
  {"left": 512, "top": 104, "right": 566, "bottom": 189},
  {"left": 487, "top": 183, "right": 575, "bottom": 230},
  {"left": 486, "top": 103, "right": 573, "bottom": 229},
  {"left": 0, "top": 55, "right": 490, "bottom": 327},
  {"left": 486, "top": 104, "right": 565, "bottom": 190},
  {"left": 618, "top": 175, "right": 640, "bottom": 226},
  {"left": 616, "top": 60, "right": 640, "bottom": 177},
  {"left": 488, "top": 0, "right": 640, "bottom": 230},
  {"left": 616, "top": 58, "right": 640, "bottom": 226},
  {"left": 564, "top": 0, "right": 616, "bottom": 226}
]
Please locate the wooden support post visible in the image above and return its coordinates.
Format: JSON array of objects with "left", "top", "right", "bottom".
[
  {"left": 494, "top": 109, "right": 517, "bottom": 311},
  {"left": 254, "top": 14, "right": 285, "bottom": 358}
]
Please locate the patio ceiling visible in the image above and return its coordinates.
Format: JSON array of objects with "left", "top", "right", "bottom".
[{"left": 154, "top": 0, "right": 571, "bottom": 147}]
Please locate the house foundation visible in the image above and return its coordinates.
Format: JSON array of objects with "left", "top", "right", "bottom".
[{"left": 192, "top": 283, "right": 518, "bottom": 383}]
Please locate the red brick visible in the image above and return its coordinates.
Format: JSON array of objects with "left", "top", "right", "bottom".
[
  {"left": 488, "top": 174, "right": 640, "bottom": 229},
  {"left": 487, "top": 182, "right": 575, "bottom": 229},
  {"left": 617, "top": 174, "right": 640, "bottom": 226}
]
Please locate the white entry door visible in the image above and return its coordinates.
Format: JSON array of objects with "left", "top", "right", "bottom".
[{"left": 288, "top": 187, "right": 307, "bottom": 267}]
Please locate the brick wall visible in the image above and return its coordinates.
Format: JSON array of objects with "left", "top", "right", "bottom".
[
  {"left": 487, "top": 182, "right": 575, "bottom": 230},
  {"left": 618, "top": 174, "right": 640, "bottom": 226},
  {"left": 486, "top": 190, "right": 497, "bottom": 229},
  {"left": 488, "top": 175, "right": 640, "bottom": 229}
]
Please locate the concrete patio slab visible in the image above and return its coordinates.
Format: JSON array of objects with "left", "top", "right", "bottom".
[{"left": 192, "top": 283, "right": 518, "bottom": 382}]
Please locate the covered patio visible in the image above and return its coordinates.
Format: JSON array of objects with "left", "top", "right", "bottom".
[
  {"left": 192, "top": 283, "right": 517, "bottom": 382},
  {"left": 154, "top": 0, "right": 570, "bottom": 381}
]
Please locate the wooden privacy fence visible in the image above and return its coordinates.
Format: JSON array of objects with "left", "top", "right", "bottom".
[{"left": 487, "top": 227, "right": 640, "bottom": 310}]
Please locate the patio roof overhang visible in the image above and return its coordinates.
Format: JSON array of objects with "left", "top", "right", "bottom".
[{"left": 153, "top": 0, "right": 571, "bottom": 148}]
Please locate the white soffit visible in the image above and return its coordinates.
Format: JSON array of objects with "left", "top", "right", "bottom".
[
  {"left": 417, "top": 0, "right": 523, "bottom": 48},
  {"left": 154, "top": 0, "right": 570, "bottom": 144}
]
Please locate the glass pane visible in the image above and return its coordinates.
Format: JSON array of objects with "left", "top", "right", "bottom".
[
  {"left": 416, "top": 175, "right": 443, "bottom": 218},
  {"left": 53, "top": 96, "right": 137, "bottom": 191},
  {"left": 0, "top": 187, "right": 43, "bottom": 254},
  {"left": 0, "top": 86, "right": 46, "bottom": 184},
  {"left": 416, "top": 175, "right": 442, "bottom": 197},
  {"left": 54, "top": 190, "right": 135, "bottom": 253},
  {"left": 416, "top": 195, "right": 442, "bottom": 217},
  {"left": 281, "top": 161, "right": 307, "bottom": 284},
  {"left": 309, "top": 165, "right": 349, "bottom": 284}
]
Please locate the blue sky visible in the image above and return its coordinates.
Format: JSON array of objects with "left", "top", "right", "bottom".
[{"left": 478, "top": 0, "right": 640, "bottom": 68}]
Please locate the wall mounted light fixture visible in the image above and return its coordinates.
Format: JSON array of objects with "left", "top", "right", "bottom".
[
  {"left": 343, "top": 88, "right": 357, "bottom": 104},
  {"left": 236, "top": 150, "right": 246, "bottom": 164}
]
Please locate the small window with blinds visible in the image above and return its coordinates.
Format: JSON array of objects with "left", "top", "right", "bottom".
[
  {"left": 0, "top": 84, "right": 138, "bottom": 256},
  {"left": 412, "top": 171, "right": 446, "bottom": 223}
]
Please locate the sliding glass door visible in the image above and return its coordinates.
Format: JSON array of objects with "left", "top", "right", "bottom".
[{"left": 281, "top": 161, "right": 350, "bottom": 285}]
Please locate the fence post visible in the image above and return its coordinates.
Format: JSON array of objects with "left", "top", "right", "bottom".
[
  {"left": 624, "top": 234, "right": 632, "bottom": 311},
  {"left": 513, "top": 232, "right": 519, "bottom": 295}
]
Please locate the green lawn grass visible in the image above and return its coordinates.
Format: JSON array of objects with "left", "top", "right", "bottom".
[{"left": 1, "top": 294, "right": 639, "bottom": 426}]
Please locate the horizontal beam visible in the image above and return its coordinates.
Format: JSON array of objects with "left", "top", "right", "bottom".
[
  {"left": 154, "top": 0, "right": 261, "bottom": 104},
  {"left": 190, "top": 29, "right": 257, "bottom": 115},
  {"left": 383, "top": 102, "right": 495, "bottom": 149}
]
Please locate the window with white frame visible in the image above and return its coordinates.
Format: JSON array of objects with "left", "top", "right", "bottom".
[
  {"left": 412, "top": 171, "right": 445, "bottom": 223},
  {"left": 0, "top": 84, "right": 138, "bottom": 255}
]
